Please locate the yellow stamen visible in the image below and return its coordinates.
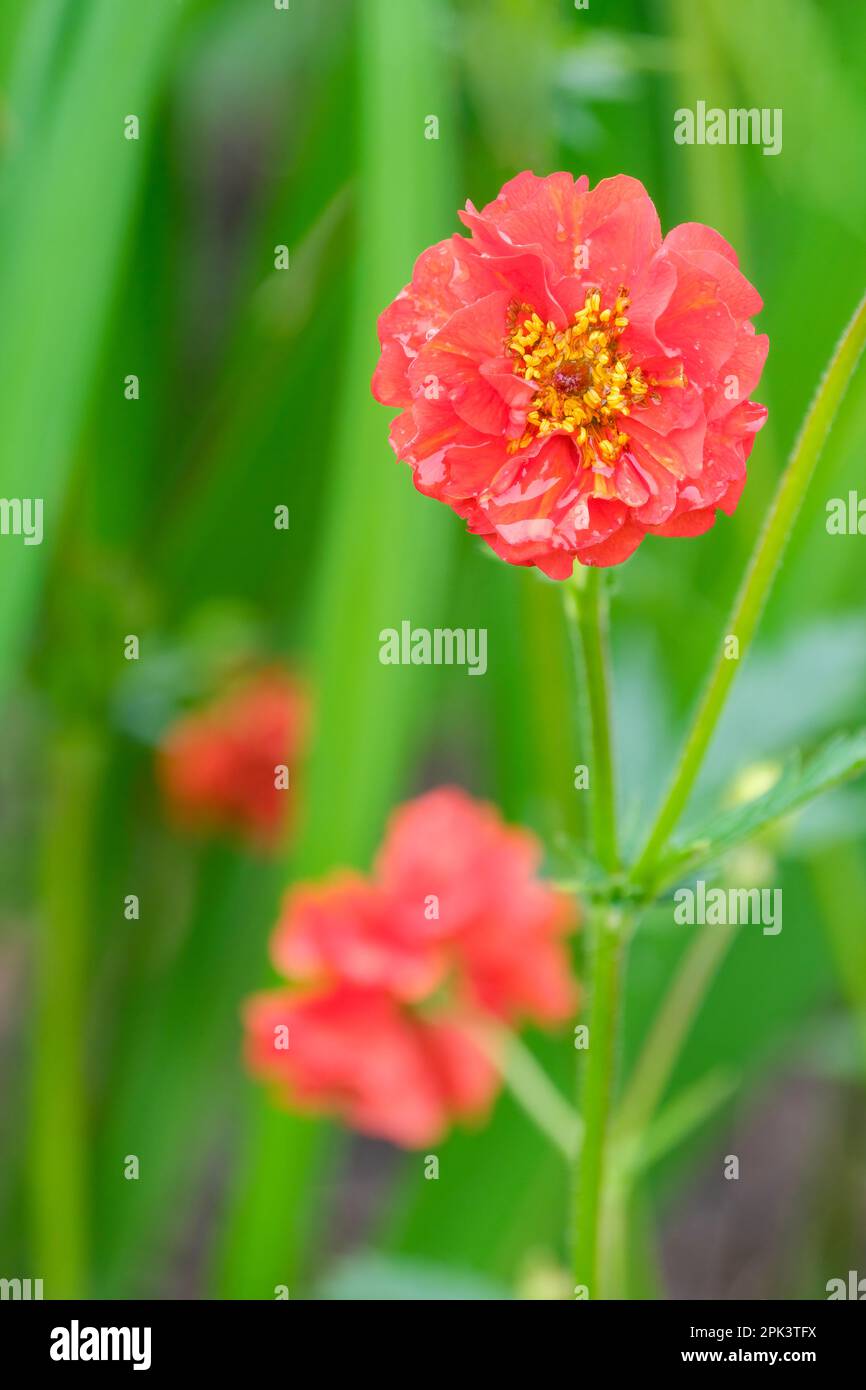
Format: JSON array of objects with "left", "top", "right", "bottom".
[{"left": 505, "top": 286, "right": 670, "bottom": 467}]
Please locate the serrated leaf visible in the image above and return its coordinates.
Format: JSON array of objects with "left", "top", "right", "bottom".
[{"left": 647, "top": 729, "right": 866, "bottom": 895}]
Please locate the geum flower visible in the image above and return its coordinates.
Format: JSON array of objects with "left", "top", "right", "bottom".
[
  {"left": 157, "top": 668, "right": 308, "bottom": 851},
  {"left": 244, "top": 787, "right": 577, "bottom": 1147},
  {"left": 372, "top": 172, "right": 768, "bottom": 575}
]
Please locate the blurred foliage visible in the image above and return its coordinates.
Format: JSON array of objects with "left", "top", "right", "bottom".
[{"left": 1, "top": 0, "right": 865, "bottom": 1300}]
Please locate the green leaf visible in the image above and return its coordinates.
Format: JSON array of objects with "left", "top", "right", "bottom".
[
  {"left": 213, "top": 0, "right": 458, "bottom": 1299},
  {"left": 0, "top": 0, "right": 184, "bottom": 697},
  {"left": 648, "top": 729, "right": 866, "bottom": 894}
]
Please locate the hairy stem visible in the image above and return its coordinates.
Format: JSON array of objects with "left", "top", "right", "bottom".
[
  {"left": 566, "top": 567, "right": 620, "bottom": 875},
  {"left": 632, "top": 290, "right": 866, "bottom": 885},
  {"left": 573, "top": 902, "right": 629, "bottom": 1295},
  {"left": 565, "top": 566, "right": 626, "bottom": 1295}
]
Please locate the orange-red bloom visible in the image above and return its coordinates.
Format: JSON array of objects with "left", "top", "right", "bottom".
[
  {"left": 375, "top": 788, "right": 575, "bottom": 1023},
  {"left": 245, "top": 985, "right": 496, "bottom": 1150},
  {"left": 244, "top": 787, "right": 576, "bottom": 1147},
  {"left": 372, "top": 172, "right": 768, "bottom": 575},
  {"left": 157, "top": 668, "right": 307, "bottom": 851}
]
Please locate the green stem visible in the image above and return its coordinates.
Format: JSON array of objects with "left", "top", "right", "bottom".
[
  {"left": 613, "top": 920, "right": 737, "bottom": 1145},
  {"left": 631, "top": 290, "right": 866, "bottom": 885},
  {"left": 573, "top": 902, "right": 629, "bottom": 1296},
  {"left": 566, "top": 566, "right": 624, "bottom": 1295},
  {"left": 567, "top": 568, "right": 619, "bottom": 875},
  {"left": 472, "top": 1023, "right": 582, "bottom": 1159},
  {"left": 30, "top": 728, "right": 102, "bottom": 1298}
]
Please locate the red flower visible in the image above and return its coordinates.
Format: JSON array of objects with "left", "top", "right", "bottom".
[
  {"left": 375, "top": 788, "right": 575, "bottom": 1024},
  {"left": 271, "top": 873, "right": 442, "bottom": 1003},
  {"left": 157, "top": 669, "right": 308, "bottom": 851},
  {"left": 244, "top": 985, "right": 496, "bottom": 1149},
  {"left": 244, "top": 787, "right": 576, "bottom": 1146},
  {"left": 372, "top": 172, "right": 768, "bottom": 575}
]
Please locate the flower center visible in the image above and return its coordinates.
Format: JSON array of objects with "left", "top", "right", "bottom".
[{"left": 506, "top": 287, "right": 649, "bottom": 466}]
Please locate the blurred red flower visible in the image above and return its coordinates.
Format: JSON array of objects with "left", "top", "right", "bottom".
[
  {"left": 244, "top": 787, "right": 577, "bottom": 1147},
  {"left": 372, "top": 171, "right": 768, "bottom": 575},
  {"left": 375, "top": 787, "right": 575, "bottom": 1023},
  {"left": 157, "top": 668, "right": 308, "bottom": 851},
  {"left": 244, "top": 985, "right": 496, "bottom": 1150}
]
